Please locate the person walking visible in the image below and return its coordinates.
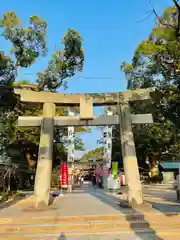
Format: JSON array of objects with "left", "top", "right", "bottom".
[
  {"left": 78, "top": 174, "right": 81, "bottom": 185},
  {"left": 92, "top": 173, "right": 96, "bottom": 187},
  {"left": 80, "top": 176, "right": 84, "bottom": 185}
]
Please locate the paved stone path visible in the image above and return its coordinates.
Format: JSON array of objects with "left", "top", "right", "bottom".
[
  {"left": 0, "top": 183, "right": 180, "bottom": 239},
  {"left": 0, "top": 184, "right": 134, "bottom": 219},
  {"left": 142, "top": 184, "right": 180, "bottom": 214},
  {"left": 1, "top": 183, "right": 179, "bottom": 218}
]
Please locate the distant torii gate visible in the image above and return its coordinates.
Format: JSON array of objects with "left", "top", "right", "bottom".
[{"left": 15, "top": 88, "right": 154, "bottom": 208}]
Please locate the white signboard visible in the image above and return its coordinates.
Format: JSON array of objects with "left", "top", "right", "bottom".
[
  {"left": 67, "top": 110, "right": 75, "bottom": 163},
  {"left": 103, "top": 110, "right": 113, "bottom": 166}
]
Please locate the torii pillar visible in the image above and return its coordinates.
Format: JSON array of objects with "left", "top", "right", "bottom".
[
  {"left": 34, "top": 102, "right": 56, "bottom": 208},
  {"left": 67, "top": 109, "right": 75, "bottom": 193},
  {"left": 119, "top": 102, "right": 143, "bottom": 206}
]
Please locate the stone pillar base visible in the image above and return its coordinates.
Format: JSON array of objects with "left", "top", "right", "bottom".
[
  {"left": 123, "top": 156, "right": 143, "bottom": 205},
  {"left": 35, "top": 192, "right": 53, "bottom": 209},
  {"left": 35, "top": 200, "right": 50, "bottom": 210},
  {"left": 68, "top": 164, "right": 73, "bottom": 192},
  {"left": 131, "top": 202, "right": 152, "bottom": 211},
  {"left": 68, "top": 184, "right": 72, "bottom": 192},
  {"left": 127, "top": 187, "right": 143, "bottom": 206}
]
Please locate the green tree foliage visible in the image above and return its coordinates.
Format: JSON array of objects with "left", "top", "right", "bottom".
[
  {"left": 0, "top": 12, "right": 47, "bottom": 67},
  {"left": 37, "top": 29, "right": 84, "bottom": 91},
  {"left": 74, "top": 137, "right": 85, "bottom": 151},
  {"left": 0, "top": 11, "right": 84, "bottom": 91},
  {"left": 121, "top": 2, "right": 180, "bottom": 89},
  {"left": 80, "top": 147, "right": 103, "bottom": 162},
  {"left": 0, "top": 55, "right": 18, "bottom": 161},
  {"left": 0, "top": 11, "right": 48, "bottom": 161},
  {"left": 120, "top": 2, "right": 180, "bottom": 166},
  {"left": 0, "top": 11, "right": 85, "bottom": 166}
]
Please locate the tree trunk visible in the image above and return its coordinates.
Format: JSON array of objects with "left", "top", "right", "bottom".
[
  {"left": 25, "top": 152, "right": 36, "bottom": 169},
  {"left": 148, "top": 155, "right": 162, "bottom": 183}
]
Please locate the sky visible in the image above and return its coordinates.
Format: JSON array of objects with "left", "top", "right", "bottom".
[{"left": 0, "top": 0, "right": 173, "bottom": 157}]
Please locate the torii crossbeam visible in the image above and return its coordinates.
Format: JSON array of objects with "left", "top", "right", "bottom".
[{"left": 18, "top": 114, "right": 153, "bottom": 127}]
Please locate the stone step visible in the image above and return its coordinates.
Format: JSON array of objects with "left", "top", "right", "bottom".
[
  {"left": 0, "top": 228, "right": 180, "bottom": 240},
  {"left": 0, "top": 212, "right": 179, "bottom": 225},
  {"left": 1, "top": 211, "right": 179, "bottom": 239},
  {"left": 0, "top": 214, "right": 180, "bottom": 239},
  {"left": 0, "top": 220, "right": 179, "bottom": 233}
]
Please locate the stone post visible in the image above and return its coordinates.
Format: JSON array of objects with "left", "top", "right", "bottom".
[
  {"left": 119, "top": 102, "right": 143, "bottom": 206},
  {"left": 67, "top": 109, "right": 75, "bottom": 192},
  {"left": 34, "top": 102, "right": 56, "bottom": 208},
  {"left": 68, "top": 163, "right": 73, "bottom": 192},
  {"left": 103, "top": 123, "right": 112, "bottom": 190}
]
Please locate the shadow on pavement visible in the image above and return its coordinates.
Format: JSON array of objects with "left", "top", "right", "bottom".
[
  {"left": 85, "top": 184, "right": 163, "bottom": 240},
  {"left": 0, "top": 192, "right": 26, "bottom": 210},
  {"left": 143, "top": 185, "right": 180, "bottom": 216},
  {"left": 146, "top": 200, "right": 180, "bottom": 216},
  {"left": 88, "top": 189, "right": 133, "bottom": 213},
  {"left": 124, "top": 210, "right": 163, "bottom": 240},
  {"left": 143, "top": 185, "right": 179, "bottom": 204},
  {"left": 58, "top": 232, "right": 67, "bottom": 240}
]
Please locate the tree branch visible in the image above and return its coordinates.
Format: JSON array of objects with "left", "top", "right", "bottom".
[
  {"left": 172, "top": 0, "right": 180, "bottom": 38},
  {"left": 150, "top": 3, "right": 176, "bottom": 29},
  {"left": 172, "top": 0, "right": 180, "bottom": 9},
  {"left": 137, "top": 11, "right": 154, "bottom": 23},
  {"left": 149, "top": 0, "right": 180, "bottom": 40}
]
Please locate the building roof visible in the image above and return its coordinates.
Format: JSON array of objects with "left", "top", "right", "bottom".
[{"left": 161, "top": 162, "right": 180, "bottom": 169}]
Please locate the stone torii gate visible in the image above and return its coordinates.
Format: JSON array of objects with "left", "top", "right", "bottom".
[{"left": 15, "top": 88, "right": 153, "bottom": 208}]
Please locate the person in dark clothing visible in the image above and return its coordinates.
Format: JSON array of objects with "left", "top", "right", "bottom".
[
  {"left": 92, "top": 174, "right": 96, "bottom": 186},
  {"left": 10, "top": 174, "right": 18, "bottom": 191},
  {"left": 98, "top": 176, "right": 104, "bottom": 189}
]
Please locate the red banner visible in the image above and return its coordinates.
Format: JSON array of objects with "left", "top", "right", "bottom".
[{"left": 61, "top": 163, "right": 69, "bottom": 187}]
